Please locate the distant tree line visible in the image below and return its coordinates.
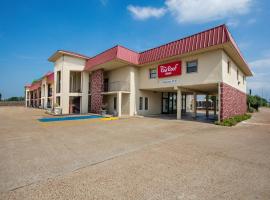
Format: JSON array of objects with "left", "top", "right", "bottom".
[
  {"left": 247, "top": 95, "right": 269, "bottom": 112},
  {"left": 0, "top": 93, "right": 24, "bottom": 102}
]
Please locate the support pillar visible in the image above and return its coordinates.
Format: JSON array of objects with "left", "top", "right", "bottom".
[
  {"left": 206, "top": 94, "right": 209, "bottom": 118},
  {"left": 177, "top": 88, "right": 182, "bottom": 120},
  {"left": 218, "top": 82, "right": 221, "bottom": 122},
  {"left": 193, "top": 92, "right": 197, "bottom": 118},
  {"left": 117, "top": 92, "right": 122, "bottom": 117}
]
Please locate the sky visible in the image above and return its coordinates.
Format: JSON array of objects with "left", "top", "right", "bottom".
[{"left": 0, "top": 0, "right": 270, "bottom": 100}]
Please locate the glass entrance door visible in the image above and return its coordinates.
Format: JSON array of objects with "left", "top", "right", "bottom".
[{"left": 162, "top": 92, "right": 177, "bottom": 114}]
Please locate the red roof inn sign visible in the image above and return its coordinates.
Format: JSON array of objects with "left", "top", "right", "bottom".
[{"left": 158, "top": 61, "right": 182, "bottom": 78}]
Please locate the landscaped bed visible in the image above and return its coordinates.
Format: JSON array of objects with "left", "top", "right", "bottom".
[{"left": 215, "top": 113, "right": 251, "bottom": 126}]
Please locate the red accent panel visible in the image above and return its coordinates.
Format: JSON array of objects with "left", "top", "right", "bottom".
[
  {"left": 220, "top": 82, "right": 247, "bottom": 120},
  {"left": 90, "top": 69, "right": 104, "bottom": 114},
  {"left": 158, "top": 61, "right": 181, "bottom": 78}
]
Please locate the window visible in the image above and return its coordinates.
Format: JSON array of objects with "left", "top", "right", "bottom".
[
  {"left": 186, "top": 60, "right": 198, "bottom": 73},
  {"left": 113, "top": 97, "right": 117, "bottom": 110},
  {"left": 145, "top": 97, "right": 148, "bottom": 110},
  {"left": 237, "top": 69, "right": 239, "bottom": 80},
  {"left": 56, "top": 96, "right": 61, "bottom": 106},
  {"left": 149, "top": 68, "right": 157, "bottom": 79},
  {"left": 56, "top": 71, "right": 61, "bottom": 93},
  {"left": 139, "top": 97, "right": 143, "bottom": 110},
  {"left": 243, "top": 75, "right": 246, "bottom": 84},
  {"left": 227, "top": 61, "right": 231, "bottom": 74},
  {"left": 70, "top": 71, "right": 81, "bottom": 93}
]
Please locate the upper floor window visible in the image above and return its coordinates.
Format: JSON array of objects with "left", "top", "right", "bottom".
[
  {"left": 237, "top": 69, "right": 239, "bottom": 80},
  {"left": 186, "top": 60, "right": 198, "bottom": 73},
  {"left": 70, "top": 71, "right": 82, "bottom": 93},
  {"left": 243, "top": 75, "right": 246, "bottom": 84},
  {"left": 227, "top": 61, "right": 231, "bottom": 74},
  {"left": 56, "top": 71, "right": 61, "bottom": 93},
  {"left": 149, "top": 68, "right": 157, "bottom": 79}
]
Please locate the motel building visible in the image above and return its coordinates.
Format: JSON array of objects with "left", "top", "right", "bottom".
[{"left": 25, "top": 25, "right": 252, "bottom": 122}]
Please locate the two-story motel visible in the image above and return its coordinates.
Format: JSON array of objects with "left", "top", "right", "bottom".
[{"left": 25, "top": 25, "right": 252, "bottom": 121}]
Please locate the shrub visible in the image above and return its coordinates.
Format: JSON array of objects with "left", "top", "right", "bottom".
[{"left": 215, "top": 114, "right": 251, "bottom": 127}]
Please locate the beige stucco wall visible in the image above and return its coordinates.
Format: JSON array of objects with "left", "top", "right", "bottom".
[
  {"left": 54, "top": 55, "right": 88, "bottom": 114},
  {"left": 221, "top": 51, "right": 247, "bottom": 93},
  {"left": 138, "top": 50, "right": 223, "bottom": 90},
  {"left": 136, "top": 90, "right": 162, "bottom": 116}
]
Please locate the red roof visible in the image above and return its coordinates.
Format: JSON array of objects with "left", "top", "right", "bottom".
[
  {"left": 44, "top": 71, "right": 54, "bottom": 83},
  {"left": 139, "top": 24, "right": 229, "bottom": 64},
  {"left": 85, "top": 45, "right": 139, "bottom": 70},
  {"left": 84, "top": 24, "right": 250, "bottom": 75},
  {"left": 29, "top": 81, "right": 41, "bottom": 91}
]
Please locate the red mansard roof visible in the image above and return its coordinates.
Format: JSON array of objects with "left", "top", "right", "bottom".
[
  {"left": 85, "top": 45, "right": 139, "bottom": 70},
  {"left": 84, "top": 24, "right": 251, "bottom": 75},
  {"left": 138, "top": 24, "right": 229, "bottom": 64}
]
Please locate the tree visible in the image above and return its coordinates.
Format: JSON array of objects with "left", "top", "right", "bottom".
[{"left": 0, "top": 93, "right": 2, "bottom": 101}]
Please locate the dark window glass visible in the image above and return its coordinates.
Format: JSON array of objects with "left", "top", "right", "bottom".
[
  {"left": 56, "top": 96, "right": 61, "bottom": 106},
  {"left": 56, "top": 71, "right": 61, "bottom": 93},
  {"left": 186, "top": 60, "right": 198, "bottom": 73},
  {"left": 113, "top": 97, "right": 117, "bottom": 110},
  {"left": 145, "top": 97, "right": 148, "bottom": 110},
  {"left": 139, "top": 97, "right": 143, "bottom": 110}
]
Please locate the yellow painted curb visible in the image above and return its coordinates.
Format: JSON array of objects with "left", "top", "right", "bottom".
[{"left": 101, "top": 117, "right": 119, "bottom": 121}]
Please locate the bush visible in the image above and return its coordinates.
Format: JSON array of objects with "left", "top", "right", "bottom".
[
  {"left": 215, "top": 114, "right": 251, "bottom": 127},
  {"left": 248, "top": 107, "right": 256, "bottom": 113}
]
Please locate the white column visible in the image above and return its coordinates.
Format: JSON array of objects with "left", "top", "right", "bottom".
[
  {"left": 117, "top": 92, "right": 122, "bottom": 117},
  {"left": 25, "top": 89, "right": 28, "bottom": 107},
  {"left": 206, "top": 94, "right": 209, "bottom": 118},
  {"left": 218, "top": 82, "right": 221, "bottom": 122},
  {"left": 44, "top": 83, "right": 48, "bottom": 109},
  {"left": 81, "top": 71, "right": 89, "bottom": 114},
  {"left": 193, "top": 92, "right": 197, "bottom": 118},
  {"left": 177, "top": 88, "right": 182, "bottom": 120}
]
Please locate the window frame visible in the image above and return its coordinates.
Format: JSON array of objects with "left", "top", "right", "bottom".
[
  {"left": 144, "top": 97, "right": 148, "bottom": 110},
  {"left": 186, "top": 60, "right": 198, "bottom": 73},
  {"left": 113, "top": 96, "right": 117, "bottom": 110},
  {"left": 149, "top": 68, "right": 157, "bottom": 79},
  {"left": 227, "top": 61, "right": 231, "bottom": 74},
  {"left": 139, "top": 97, "right": 143, "bottom": 110}
]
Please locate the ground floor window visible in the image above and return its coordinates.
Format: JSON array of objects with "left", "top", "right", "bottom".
[
  {"left": 161, "top": 92, "right": 177, "bottom": 114},
  {"left": 56, "top": 96, "right": 61, "bottom": 106},
  {"left": 113, "top": 97, "right": 117, "bottom": 110},
  {"left": 145, "top": 97, "right": 148, "bottom": 110},
  {"left": 139, "top": 97, "right": 143, "bottom": 110}
]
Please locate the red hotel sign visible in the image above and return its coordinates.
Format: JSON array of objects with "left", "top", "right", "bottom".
[{"left": 158, "top": 61, "right": 182, "bottom": 78}]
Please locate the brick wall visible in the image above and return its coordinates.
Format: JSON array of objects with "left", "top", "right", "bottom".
[
  {"left": 220, "top": 82, "right": 247, "bottom": 120},
  {"left": 90, "top": 69, "right": 104, "bottom": 113}
]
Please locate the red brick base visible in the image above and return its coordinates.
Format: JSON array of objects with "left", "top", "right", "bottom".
[
  {"left": 90, "top": 69, "right": 104, "bottom": 114},
  {"left": 220, "top": 82, "right": 247, "bottom": 120}
]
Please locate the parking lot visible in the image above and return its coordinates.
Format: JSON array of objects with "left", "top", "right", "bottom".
[{"left": 0, "top": 106, "right": 270, "bottom": 199}]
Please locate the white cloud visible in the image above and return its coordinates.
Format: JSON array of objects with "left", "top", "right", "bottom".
[
  {"left": 249, "top": 58, "right": 270, "bottom": 70},
  {"left": 127, "top": 5, "right": 167, "bottom": 20},
  {"left": 248, "top": 57, "right": 270, "bottom": 98},
  {"left": 165, "top": 0, "right": 252, "bottom": 23},
  {"left": 227, "top": 19, "right": 240, "bottom": 27}
]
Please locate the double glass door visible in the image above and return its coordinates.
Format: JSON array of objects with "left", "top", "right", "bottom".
[{"left": 162, "top": 92, "right": 177, "bottom": 114}]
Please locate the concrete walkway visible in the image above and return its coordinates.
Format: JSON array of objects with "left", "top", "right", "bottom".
[{"left": 0, "top": 107, "right": 270, "bottom": 199}]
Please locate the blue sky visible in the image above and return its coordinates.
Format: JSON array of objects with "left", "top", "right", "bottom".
[{"left": 0, "top": 0, "right": 270, "bottom": 100}]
